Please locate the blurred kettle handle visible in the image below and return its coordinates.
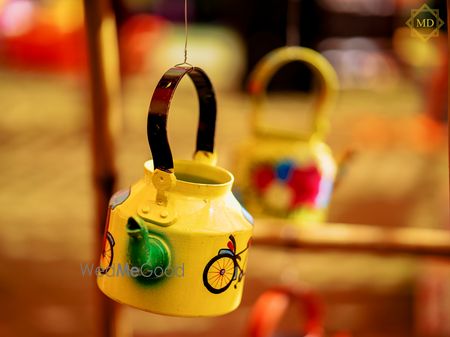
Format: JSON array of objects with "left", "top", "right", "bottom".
[
  {"left": 248, "top": 46, "right": 338, "bottom": 141},
  {"left": 247, "top": 286, "right": 324, "bottom": 337},
  {"left": 147, "top": 66, "right": 217, "bottom": 172}
]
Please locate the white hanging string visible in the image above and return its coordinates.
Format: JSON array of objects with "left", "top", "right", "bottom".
[{"left": 175, "top": 0, "right": 192, "bottom": 67}]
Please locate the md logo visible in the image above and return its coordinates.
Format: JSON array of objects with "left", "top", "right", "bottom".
[
  {"left": 406, "top": 4, "right": 444, "bottom": 41},
  {"left": 416, "top": 18, "right": 437, "bottom": 28}
]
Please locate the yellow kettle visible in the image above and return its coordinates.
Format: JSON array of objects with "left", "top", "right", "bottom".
[
  {"left": 235, "top": 47, "right": 339, "bottom": 223},
  {"left": 97, "top": 66, "right": 254, "bottom": 317}
]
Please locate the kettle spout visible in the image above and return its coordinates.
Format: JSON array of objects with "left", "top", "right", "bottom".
[
  {"left": 127, "top": 217, "right": 145, "bottom": 239},
  {"left": 126, "top": 217, "right": 171, "bottom": 283},
  {"left": 334, "top": 148, "right": 355, "bottom": 189}
]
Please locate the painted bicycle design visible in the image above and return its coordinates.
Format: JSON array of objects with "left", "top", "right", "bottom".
[
  {"left": 99, "top": 231, "right": 115, "bottom": 275},
  {"left": 203, "top": 235, "right": 251, "bottom": 294}
]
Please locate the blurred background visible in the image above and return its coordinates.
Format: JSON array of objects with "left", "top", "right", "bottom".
[{"left": 0, "top": 0, "right": 448, "bottom": 336}]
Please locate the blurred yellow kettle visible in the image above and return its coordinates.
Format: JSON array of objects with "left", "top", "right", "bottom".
[{"left": 235, "top": 47, "right": 339, "bottom": 223}]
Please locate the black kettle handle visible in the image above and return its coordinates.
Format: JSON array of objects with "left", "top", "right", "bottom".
[{"left": 147, "top": 66, "right": 217, "bottom": 172}]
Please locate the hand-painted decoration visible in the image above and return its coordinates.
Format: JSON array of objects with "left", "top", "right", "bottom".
[
  {"left": 99, "top": 231, "right": 115, "bottom": 275},
  {"left": 109, "top": 187, "right": 131, "bottom": 209},
  {"left": 251, "top": 160, "right": 332, "bottom": 214},
  {"left": 203, "top": 235, "right": 251, "bottom": 294}
]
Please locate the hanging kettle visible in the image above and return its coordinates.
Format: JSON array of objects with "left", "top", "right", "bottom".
[
  {"left": 97, "top": 66, "right": 254, "bottom": 317},
  {"left": 235, "top": 46, "right": 339, "bottom": 223}
]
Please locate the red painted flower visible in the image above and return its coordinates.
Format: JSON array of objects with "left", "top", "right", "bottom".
[
  {"left": 252, "top": 165, "right": 275, "bottom": 192},
  {"left": 288, "top": 166, "right": 321, "bottom": 207}
]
